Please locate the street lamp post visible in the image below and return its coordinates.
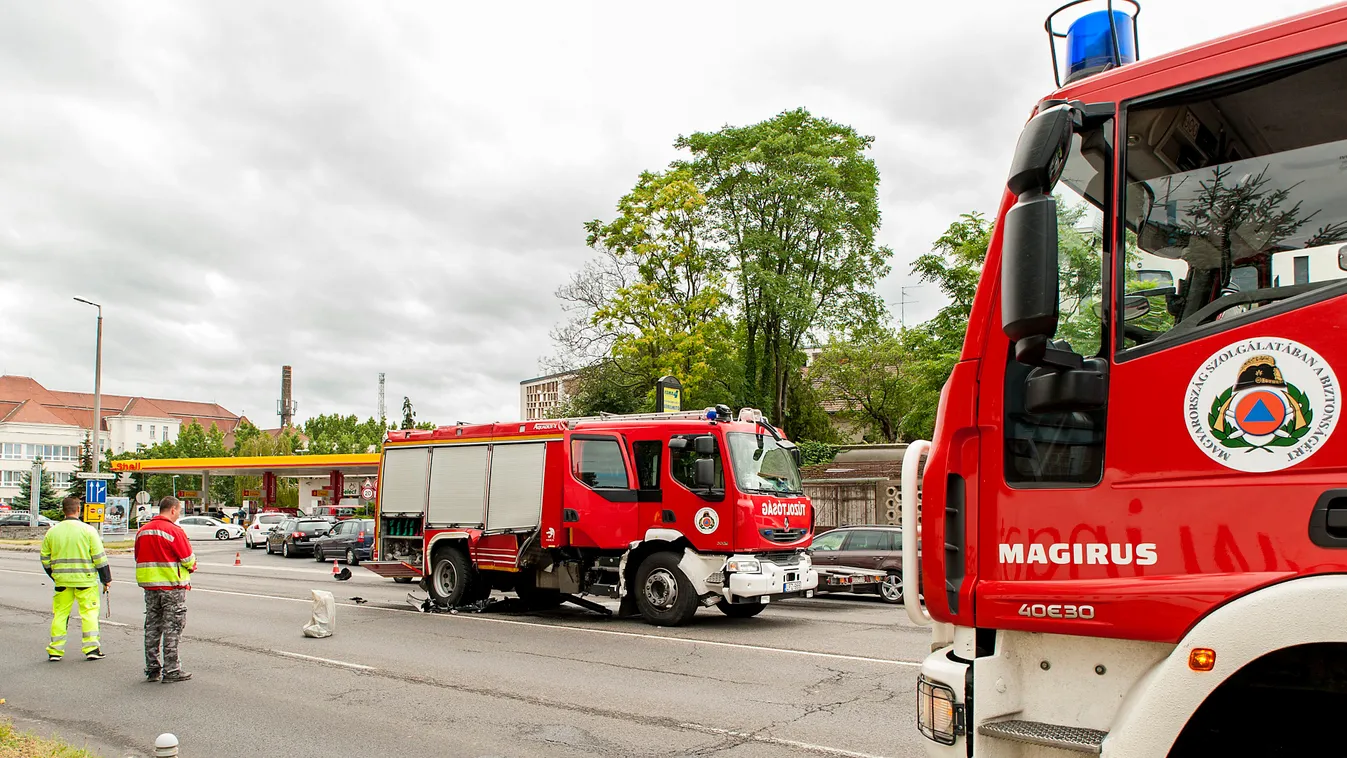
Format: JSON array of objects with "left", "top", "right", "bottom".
[{"left": 73, "top": 298, "right": 103, "bottom": 471}]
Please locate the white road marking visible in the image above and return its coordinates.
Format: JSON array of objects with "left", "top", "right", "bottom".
[
  {"left": 0, "top": 568, "right": 921, "bottom": 667},
  {"left": 270, "top": 649, "right": 375, "bottom": 671},
  {"left": 103, "top": 620, "right": 131, "bottom": 627},
  {"left": 681, "top": 724, "right": 893, "bottom": 758}
]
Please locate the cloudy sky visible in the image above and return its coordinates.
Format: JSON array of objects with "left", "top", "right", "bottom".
[{"left": 0, "top": 1, "right": 1331, "bottom": 426}]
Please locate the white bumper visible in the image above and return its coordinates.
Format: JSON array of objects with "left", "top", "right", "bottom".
[{"left": 725, "top": 553, "right": 818, "bottom": 601}]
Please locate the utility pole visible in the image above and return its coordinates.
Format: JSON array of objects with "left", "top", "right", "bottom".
[
  {"left": 897, "top": 286, "right": 921, "bottom": 326},
  {"left": 74, "top": 298, "right": 103, "bottom": 471}
]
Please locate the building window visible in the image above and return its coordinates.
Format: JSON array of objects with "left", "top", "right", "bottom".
[
  {"left": 150, "top": 425, "right": 156, "bottom": 436},
  {"left": 1, "top": 470, "right": 24, "bottom": 486},
  {"left": 1, "top": 443, "right": 21, "bottom": 460},
  {"left": 136, "top": 424, "right": 143, "bottom": 432},
  {"left": 50, "top": 471, "right": 72, "bottom": 487},
  {"left": 163, "top": 428, "right": 169, "bottom": 440}
]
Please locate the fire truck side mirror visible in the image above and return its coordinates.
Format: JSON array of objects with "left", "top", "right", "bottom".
[
  {"left": 694, "top": 458, "right": 716, "bottom": 489},
  {"left": 693, "top": 435, "right": 716, "bottom": 456}
]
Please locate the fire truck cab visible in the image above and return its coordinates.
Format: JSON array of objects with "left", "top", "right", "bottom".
[
  {"left": 908, "top": 4, "right": 1347, "bottom": 756},
  {"left": 366, "top": 407, "right": 819, "bottom": 625}
]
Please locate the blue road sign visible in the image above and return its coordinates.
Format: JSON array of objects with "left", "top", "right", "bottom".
[{"left": 85, "top": 479, "right": 107, "bottom": 504}]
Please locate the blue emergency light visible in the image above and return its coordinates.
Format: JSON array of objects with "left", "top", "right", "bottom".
[{"left": 1046, "top": 1, "right": 1140, "bottom": 87}]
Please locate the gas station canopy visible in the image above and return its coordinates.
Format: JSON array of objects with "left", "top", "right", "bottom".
[{"left": 111, "top": 454, "right": 381, "bottom": 477}]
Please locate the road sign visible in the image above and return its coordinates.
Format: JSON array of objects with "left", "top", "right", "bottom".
[
  {"left": 361, "top": 485, "right": 375, "bottom": 500},
  {"left": 83, "top": 503, "right": 104, "bottom": 523},
  {"left": 241, "top": 489, "right": 261, "bottom": 497},
  {"left": 135, "top": 491, "right": 151, "bottom": 505},
  {"left": 85, "top": 479, "right": 108, "bottom": 504},
  {"left": 312, "top": 488, "right": 332, "bottom": 497},
  {"left": 76, "top": 471, "right": 118, "bottom": 480}
]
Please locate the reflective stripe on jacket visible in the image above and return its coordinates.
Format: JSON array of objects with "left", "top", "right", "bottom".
[
  {"left": 134, "top": 516, "right": 196, "bottom": 590},
  {"left": 39, "top": 519, "right": 109, "bottom": 588}
]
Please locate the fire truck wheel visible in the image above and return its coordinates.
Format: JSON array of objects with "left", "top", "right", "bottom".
[
  {"left": 879, "top": 572, "right": 904, "bottom": 604},
  {"left": 393, "top": 577, "right": 413, "bottom": 584},
  {"left": 634, "top": 552, "right": 698, "bottom": 626},
  {"left": 428, "top": 547, "right": 471, "bottom": 606},
  {"left": 715, "top": 600, "right": 766, "bottom": 618}
]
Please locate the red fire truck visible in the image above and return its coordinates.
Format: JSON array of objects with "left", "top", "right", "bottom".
[
  {"left": 907, "top": 3, "right": 1347, "bottom": 755},
  {"left": 363, "top": 406, "right": 818, "bottom": 625}
]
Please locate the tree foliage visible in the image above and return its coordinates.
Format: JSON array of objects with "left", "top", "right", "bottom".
[
  {"left": 399, "top": 397, "right": 435, "bottom": 431},
  {"left": 810, "top": 329, "right": 910, "bottom": 443},
  {"left": 302, "top": 414, "right": 387, "bottom": 454}
]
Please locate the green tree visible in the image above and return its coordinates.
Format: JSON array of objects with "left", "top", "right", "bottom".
[
  {"left": 302, "top": 414, "right": 387, "bottom": 454},
  {"left": 905, "top": 212, "right": 993, "bottom": 440},
  {"left": 554, "top": 361, "right": 644, "bottom": 418},
  {"left": 679, "top": 108, "right": 891, "bottom": 424},
  {"left": 19, "top": 460, "right": 64, "bottom": 511},
  {"left": 811, "top": 329, "right": 911, "bottom": 443},
  {"left": 581, "top": 168, "right": 735, "bottom": 404}
]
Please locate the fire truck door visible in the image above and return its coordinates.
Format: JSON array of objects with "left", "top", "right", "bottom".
[{"left": 562, "top": 433, "right": 640, "bottom": 549}]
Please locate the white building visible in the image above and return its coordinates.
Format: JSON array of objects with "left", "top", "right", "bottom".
[
  {"left": 0, "top": 375, "right": 240, "bottom": 505},
  {"left": 519, "top": 371, "right": 578, "bottom": 421}
]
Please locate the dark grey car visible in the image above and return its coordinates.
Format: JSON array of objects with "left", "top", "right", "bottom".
[{"left": 809, "top": 525, "right": 908, "bottom": 604}]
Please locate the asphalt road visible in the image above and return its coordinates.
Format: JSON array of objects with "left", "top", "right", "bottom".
[{"left": 0, "top": 537, "right": 932, "bottom": 758}]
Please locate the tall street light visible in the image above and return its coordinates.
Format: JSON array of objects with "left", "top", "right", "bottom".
[{"left": 73, "top": 298, "right": 102, "bottom": 471}]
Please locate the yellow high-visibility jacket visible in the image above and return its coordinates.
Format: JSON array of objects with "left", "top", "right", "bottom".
[{"left": 40, "top": 518, "right": 111, "bottom": 588}]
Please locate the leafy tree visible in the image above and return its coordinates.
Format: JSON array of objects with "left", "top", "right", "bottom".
[
  {"left": 679, "top": 108, "right": 891, "bottom": 424},
  {"left": 554, "top": 361, "right": 644, "bottom": 418},
  {"left": 784, "top": 368, "right": 841, "bottom": 444},
  {"left": 399, "top": 398, "right": 434, "bottom": 430},
  {"left": 303, "top": 414, "right": 387, "bottom": 454},
  {"left": 18, "top": 459, "right": 64, "bottom": 511},
  {"left": 811, "top": 329, "right": 910, "bottom": 442},
  {"left": 796, "top": 440, "right": 841, "bottom": 467},
  {"left": 581, "top": 168, "right": 735, "bottom": 405}
]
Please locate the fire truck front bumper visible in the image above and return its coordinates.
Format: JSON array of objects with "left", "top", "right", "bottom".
[{"left": 720, "top": 553, "right": 818, "bottom": 603}]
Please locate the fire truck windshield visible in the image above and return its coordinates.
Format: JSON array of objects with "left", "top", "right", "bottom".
[
  {"left": 725, "top": 433, "right": 803, "bottom": 495},
  {"left": 1121, "top": 51, "right": 1347, "bottom": 349}
]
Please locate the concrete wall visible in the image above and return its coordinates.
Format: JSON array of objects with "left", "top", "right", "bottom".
[
  {"left": 0, "top": 525, "right": 50, "bottom": 540},
  {"left": 805, "top": 479, "right": 902, "bottom": 531}
]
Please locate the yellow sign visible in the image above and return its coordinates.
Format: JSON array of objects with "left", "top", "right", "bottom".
[
  {"left": 177, "top": 490, "right": 200, "bottom": 498},
  {"left": 83, "top": 504, "right": 104, "bottom": 524},
  {"left": 312, "top": 489, "right": 332, "bottom": 497},
  {"left": 240, "top": 489, "right": 261, "bottom": 497},
  {"left": 662, "top": 386, "right": 681, "bottom": 413}
]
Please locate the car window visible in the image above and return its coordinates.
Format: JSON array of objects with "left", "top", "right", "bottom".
[
  {"left": 811, "top": 531, "right": 847, "bottom": 551},
  {"left": 843, "top": 530, "right": 888, "bottom": 551},
  {"left": 259, "top": 514, "right": 285, "bottom": 524}
]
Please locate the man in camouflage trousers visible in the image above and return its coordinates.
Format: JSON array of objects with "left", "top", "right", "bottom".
[{"left": 134, "top": 496, "right": 196, "bottom": 683}]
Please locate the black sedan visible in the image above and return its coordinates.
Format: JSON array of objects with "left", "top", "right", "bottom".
[
  {"left": 265, "top": 517, "right": 332, "bottom": 558},
  {"left": 312, "top": 518, "right": 375, "bottom": 565}
]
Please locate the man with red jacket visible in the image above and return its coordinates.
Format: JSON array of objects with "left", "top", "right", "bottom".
[{"left": 134, "top": 496, "right": 197, "bottom": 683}]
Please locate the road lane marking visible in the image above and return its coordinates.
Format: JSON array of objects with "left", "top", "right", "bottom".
[
  {"left": 270, "top": 649, "right": 375, "bottom": 671},
  {"left": 103, "top": 620, "right": 130, "bottom": 627},
  {"left": 0, "top": 568, "right": 922, "bottom": 667},
  {"left": 681, "top": 724, "right": 893, "bottom": 758}
]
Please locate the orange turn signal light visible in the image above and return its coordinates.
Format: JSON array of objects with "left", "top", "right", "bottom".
[{"left": 1188, "top": 648, "right": 1216, "bottom": 672}]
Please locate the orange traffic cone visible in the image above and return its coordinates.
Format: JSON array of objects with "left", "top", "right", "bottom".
[
  {"left": 234, "top": 552, "right": 241, "bottom": 566},
  {"left": 332, "top": 559, "right": 340, "bottom": 576}
]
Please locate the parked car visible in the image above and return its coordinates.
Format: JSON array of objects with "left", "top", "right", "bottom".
[
  {"left": 266, "top": 517, "right": 332, "bottom": 558},
  {"left": 808, "top": 525, "right": 908, "bottom": 604},
  {"left": 312, "top": 518, "right": 375, "bottom": 565},
  {"left": 244, "top": 512, "right": 290, "bottom": 549},
  {"left": 0, "top": 513, "right": 57, "bottom": 528},
  {"left": 177, "top": 516, "right": 245, "bottom": 541},
  {"left": 310, "top": 505, "right": 356, "bottom": 520}
]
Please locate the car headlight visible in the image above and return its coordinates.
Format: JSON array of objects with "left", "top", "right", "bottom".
[
  {"left": 917, "top": 675, "right": 964, "bottom": 745},
  {"left": 725, "top": 558, "right": 761, "bottom": 573}
]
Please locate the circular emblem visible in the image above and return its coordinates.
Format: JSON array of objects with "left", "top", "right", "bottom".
[
  {"left": 694, "top": 507, "right": 719, "bottom": 535},
  {"left": 1185, "top": 337, "right": 1339, "bottom": 473}
]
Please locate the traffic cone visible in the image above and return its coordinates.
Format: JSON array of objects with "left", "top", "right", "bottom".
[
  {"left": 332, "top": 560, "right": 339, "bottom": 576},
  {"left": 234, "top": 552, "right": 241, "bottom": 566}
]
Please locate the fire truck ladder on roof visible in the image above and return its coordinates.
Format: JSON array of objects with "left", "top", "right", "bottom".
[{"left": 559, "top": 410, "right": 712, "bottom": 425}]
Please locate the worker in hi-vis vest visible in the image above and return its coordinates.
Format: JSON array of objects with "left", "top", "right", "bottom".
[{"left": 39, "top": 496, "right": 112, "bottom": 661}]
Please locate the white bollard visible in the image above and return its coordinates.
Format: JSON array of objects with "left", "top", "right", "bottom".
[{"left": 154, "top": 733, "right": 179, "bottom": 757}]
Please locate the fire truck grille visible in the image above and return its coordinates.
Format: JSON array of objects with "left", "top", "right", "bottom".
[
  {"left": 754, "top": 551, "right": 803, "bottom": 566},
  {"left": 760, "top": 528, "right": 808, "bottom": 544}
]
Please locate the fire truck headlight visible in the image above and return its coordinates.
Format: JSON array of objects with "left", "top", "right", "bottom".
[
  {"left": 725, "top": 559, "right": 760, "bottom": 574},
  {"left": 917, "top": 675, "right": 964, "bottom": 745}
]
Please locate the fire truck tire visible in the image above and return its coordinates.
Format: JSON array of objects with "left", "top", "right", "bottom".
[
  {"left": 715, "top": 600, "right": 766, "bottom": 618},
  {"left": 428, "top": 547, "right": 471, "bottom": 606},
  {"left": 634, "top": 552, "right": 698, "bottom": 626}
]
